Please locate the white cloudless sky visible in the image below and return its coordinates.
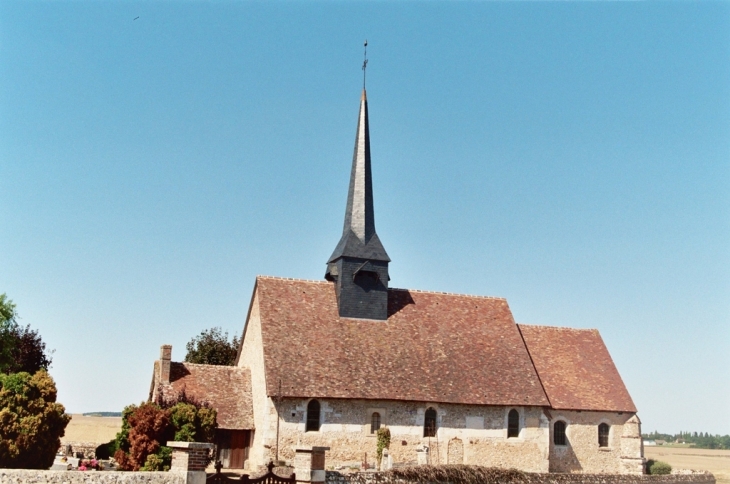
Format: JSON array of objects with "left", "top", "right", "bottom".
[{"left": 1, "top": 1, "right": 728, "bottom": 435}]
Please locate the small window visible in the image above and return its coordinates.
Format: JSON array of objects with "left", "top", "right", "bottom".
[
  {"left": 554, "top": 421, "right": 567, "bottom": 446},
  {"left": 371, "top": 412, "right": 381, "bottom": 434},
  {"left": 598, "top": 423, "right": 610, "bottom": 447},
  {"left": 507, "top": 409, "right": 520, "bottom": 438},
  {"left": 424, "top": 407, "right": 437, "bottom": 437},
  {"left": 306, "top": 400, "right": 320, "bottom": 432}
]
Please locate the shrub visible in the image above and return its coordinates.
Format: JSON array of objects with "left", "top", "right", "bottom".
[
  {"left": 112, "top": 398, "right": 217, "bottom": 471},
  {"left": 0, "top": 370, "right": 70, "bottom": 469},
  {"left": 95, "top": 439, "right": 117, "bottom": 460},
  {"left": 646, "top": 459, "right": 672, "bottom": 475},
  {"left": 376, "top": 427, "right": 391, "bottom": 468}
]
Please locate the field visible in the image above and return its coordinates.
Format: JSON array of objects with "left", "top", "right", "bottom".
[
  {"left": 645, "top": 446, "right": 730, "bottom": 484},
  {"left": 61, "top": 414, "right": 123, "bottom": 444}
]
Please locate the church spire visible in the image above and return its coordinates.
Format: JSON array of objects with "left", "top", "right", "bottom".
[
  {"left": 325, "top": 59, "right": 390, "bottom": 320},
  {"left": 326, "top": 89, "right": 389, "bottom": 264}
]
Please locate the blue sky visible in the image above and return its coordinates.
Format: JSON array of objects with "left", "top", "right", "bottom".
[{"left": 1, "top": 1, "right": 728, "bottom": 435}]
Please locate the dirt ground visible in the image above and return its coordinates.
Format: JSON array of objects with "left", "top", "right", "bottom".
[
  {"left": 61, "top": 414, "right": 123, "bottom": 444},
  {"left": 645, "top": 446, "right": 730, "bottom": 484}
]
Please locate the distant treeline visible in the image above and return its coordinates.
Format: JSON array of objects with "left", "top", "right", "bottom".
[
  {"left": 642, "top": 431, "right": 730, "bottom": 450},
  {"left": 82, "top": 412, "right": 122, "bottom": 417}
]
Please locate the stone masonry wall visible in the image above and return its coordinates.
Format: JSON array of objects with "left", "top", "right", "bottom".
[
  {"left": 547, "top": 410, "right": 642, "bottom": 474},
  {"left": 264, "top": 398, "right": 550, "bottom": 472},
  {"left": 0, "top": 470, "right": 186, "bottom": 484},
  {"left": 237, "top": 290, "right": 266, "bottom": 469}
]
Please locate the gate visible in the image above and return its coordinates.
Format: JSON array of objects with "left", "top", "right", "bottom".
[{"left": 207, "top": 461, "right": 297, "bottom": 484}]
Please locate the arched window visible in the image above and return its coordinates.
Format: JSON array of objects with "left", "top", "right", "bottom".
[
  {"left": 554, "top": 421, "right": 567, "bottom": 446},
  {"left": 424, "top": 407, "right": 437, "bottom": 437},
  {"left": 507, "top": 409, "right": 520, "bottom": 438},
  {"left": 598, "top": 423, "right": 610, "bottom": 447},
  {"left": 371, "top": 412, "right": 381, "bottom": 434},
  {"left": 306, "top": 400, "right": 320, "bottom": 432}
]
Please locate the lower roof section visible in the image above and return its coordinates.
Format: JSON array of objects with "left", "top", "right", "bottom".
[{"left": 518, "top": 324, "right": 637, "bottom": 413}]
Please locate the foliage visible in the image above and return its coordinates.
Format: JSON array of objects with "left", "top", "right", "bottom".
[
  {"left": 184, "top": 327, "right": 240, "bottom": 366},
  {"left": 376, "top": 426, "right": 391, "bottom": 467},
  {"left": 142, "top": 446, "right": 171, "bottom": 471},
  {"left": 646, "top": 459, "right": 672, "bottom": 475},
  {"left": 0, "top": 370, "right": 70, "bottom": 469},
  {"left": 0, "top": 294, "right": 18, "bottom": 371},
  {"left": 95, "top": 440, "right": 116, "bottom": 460},
  {"left": 113, "top": 399, "right": 217, "bottom": 471},
  {"left": 642, "top": 430, "right": 730, "bottom": 450},
  {"left": 385, "top": 465, "right": 530, "bottom": 484},
  {"left": 0, "top": 294, "right": 53, "bottom": 375}
]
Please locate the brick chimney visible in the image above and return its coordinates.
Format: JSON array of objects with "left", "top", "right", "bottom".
[{"left": 159, "top": 345, "right": 172, "bottom": 384}]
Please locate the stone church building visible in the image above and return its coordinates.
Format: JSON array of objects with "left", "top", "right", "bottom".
[{"left": 150, "top": 88, "right": 644, "bottom": 475}]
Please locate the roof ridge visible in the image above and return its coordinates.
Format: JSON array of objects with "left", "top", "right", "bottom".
[
  {"left": 256, "top": 275, "right": 506, "bottom": 300},
  {"left": 518, "top": 323, "right": 598, "bottom": 332},
  {"left": 257, "top": 275, "right": 330, "bottom": 284},
  {"left": 389, "top": 287, "right": 506, "bottom": 301},
  {"left": 177, "top": 361, "right": 248, "bottom": 371}
]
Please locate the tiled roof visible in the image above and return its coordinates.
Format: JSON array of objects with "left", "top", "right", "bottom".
[
  {"left": 518, "top": 324, "right": 637, "bottom": 412},
  {"left": 254, "top": 276, "right": 550, "bottom": 406},
  {"left": 153, "top": 362, "right": 254, "bottom": 430}
]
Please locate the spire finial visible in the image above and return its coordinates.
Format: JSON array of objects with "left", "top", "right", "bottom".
[{"left": 362, "top": 39, "right": 368, "bottom": 90}]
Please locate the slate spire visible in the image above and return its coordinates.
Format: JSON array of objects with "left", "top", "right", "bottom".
[
  {"left": 327, "top": 90, "right": 390, "bottom": 264},
  {"left": 325, "top": 88, "right": 390, "bottom": 320}
]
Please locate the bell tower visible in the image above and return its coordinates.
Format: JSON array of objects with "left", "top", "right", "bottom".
[{"left": 325, "top": 88, "right": 390, "bottom": 320}]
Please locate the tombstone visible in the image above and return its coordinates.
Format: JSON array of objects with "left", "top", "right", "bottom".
[
  {"left": 416, "top": 445, "right": 429, "bottom": 466},
  {"left": 380, "top": 449, "right": 392, "bottom": 471}
]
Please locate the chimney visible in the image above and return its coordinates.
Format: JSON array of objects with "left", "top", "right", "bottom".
[{"left": 159, "top": 345, "right": 172, "bottom": 384}]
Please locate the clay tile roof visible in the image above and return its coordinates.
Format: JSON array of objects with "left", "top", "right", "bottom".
[
  {"left": 164, "top": 362, "right": 254, "bottom": 430},
  {"left": 518, "top": 324, "right": 637, "bottom": 413},
  {"left": 254, "top": 276, "right": 550, "bottom": 407}
]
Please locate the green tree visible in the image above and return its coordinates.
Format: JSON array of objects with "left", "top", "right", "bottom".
[
  {"left": 0, "top": 370, "right": 70, "bottom": 469},
  {"left": 0, "top": 294, "right": 18, "bottom": 370},
  {"left": 0, "top": 294, "right": 53, "bottom": 374},
  {"left": 184, "top": 327, "right": 239, "bottom": 366}
]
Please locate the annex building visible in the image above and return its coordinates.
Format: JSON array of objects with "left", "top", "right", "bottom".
[{"left": 150, "top": 88, "right": 645, "bottom": 475}]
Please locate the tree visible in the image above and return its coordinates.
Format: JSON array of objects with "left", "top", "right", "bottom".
[
  {"left": 184, "top": 327, "right": 239, "bottom": 366},
  {"left": 0, "top": 294, "right": 18, "bottom": 371},
  {"left": 0, "top": 293, "right": 53, "bottom": 374},
  {"left": 0, "top": 370, "right": 70, "bottom": 469}
]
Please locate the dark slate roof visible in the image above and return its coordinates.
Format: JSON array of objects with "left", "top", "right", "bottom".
[
  {"left": 519, "top": 324, "right": 637, "bottom": 412},
  {"left": 152, "top": 361, "right": 254, "bottom": 430},
  {"left": 253, "top": 276, "right": 550, "bottom": 406},
  {"left": 328, "top": 90, "right": 389, "bottom": 264}
]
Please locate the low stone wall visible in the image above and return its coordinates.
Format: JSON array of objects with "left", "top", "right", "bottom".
[
  {"left": 0, "top": 469, "right": 187, "bottom": 484},
  {"left": 60, "top": 441, "right": 100, "bottom": 458},
  {"left": 325, "top": 470, "right": 716, "bottom": 484}
]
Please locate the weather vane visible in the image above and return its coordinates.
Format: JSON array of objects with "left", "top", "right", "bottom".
[{"left": 362, "top": 40, "right": 368, "bottom": 89}]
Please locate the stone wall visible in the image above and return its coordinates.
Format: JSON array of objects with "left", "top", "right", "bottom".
[
  {"left": 263, "top": 398, "right": 550, "bottom": 472},
  {"left": 0, "top": 469, "right": 186, "bottom": 484},
  {"left": 547, "top": 410, "right": 642, "bottom": 474},
  {"left": 237, "top": 290, "right": 266, "bottom": 469},
  {"left": 245, "top": 397, "right": 644, "bottom": 475},
  {"left": 325, "top": 470, "right": 716, "bottom": 484},
  {"left": 59, "top": 441, "right": 99, "bottom": 458}
]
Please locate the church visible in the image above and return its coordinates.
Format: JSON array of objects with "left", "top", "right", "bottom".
[{"left": 150, "top": 87, "right": 645, "bottom": 475}]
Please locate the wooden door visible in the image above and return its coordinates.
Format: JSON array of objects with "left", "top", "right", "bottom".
[{"left": 229, "top": 430, "right": 249, "bottom": 469}]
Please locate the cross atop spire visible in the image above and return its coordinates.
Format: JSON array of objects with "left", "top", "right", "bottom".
[{"left": 362, "top": 39, "right": 368, "bottom": 90}]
